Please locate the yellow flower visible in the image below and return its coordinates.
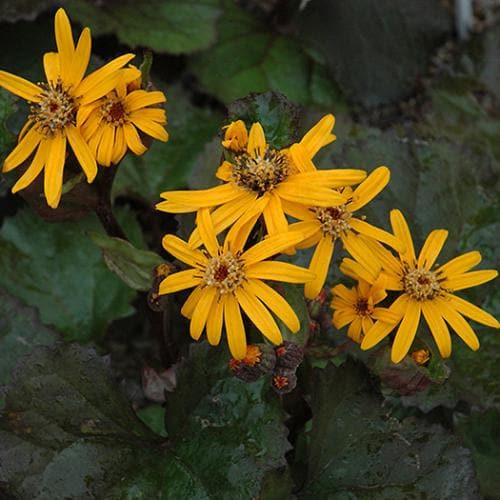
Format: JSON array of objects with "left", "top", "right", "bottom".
[
  {"left": 0, "top": 8, "right": 135, "bottom": 207},
  {"left": 331, "top": 279, "right": 398, "bottom": 343},
  {"left": 351, "top": 209, "right": 498, "bottom": 363},
  {"left": 156, "top": 115, "right": 367, "bottom": 245},
  {"left": 80, "top": 68, "right": 168, "bottom": 167},
  {"left": 287, "top": 166, "right": 401, "bottom": 299},
  {"left": 158, "top": 208, "right": 315, "bottom": 359},
  {"left": 222, "top": 120, "right": 248, "bottom": 152}
]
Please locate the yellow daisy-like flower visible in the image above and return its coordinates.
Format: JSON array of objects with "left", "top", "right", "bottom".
[
  {"left": 158, "top": 208, "right": 315, "bottom": 359},
  {"left": 79, "top": 68, "right": 168, "bottom": 167},
  {"left": 347, "top": 209, "right": 499, "bottom": 363},
  {"left": 156, "top": 115, "right": 367, "bottom": 245},
  {"left": 287, "top": 166, "right": 402, "bottom": 299},
  {"left": 331, "top": 279, "right": 398, "bottom": 343},
  {"left": 0, "top": 8, "right": 135, "bottom": 207}
]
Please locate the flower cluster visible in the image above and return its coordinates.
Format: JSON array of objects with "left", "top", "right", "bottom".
[
  {"left": 156, "top": 115, "right": 403, "bottom": 359},
  {"left": 331, "top": 209, "right": 498, "bottom": 362},
  {"left": 0, "top": 8, "right": 167, "bottom": 208}
]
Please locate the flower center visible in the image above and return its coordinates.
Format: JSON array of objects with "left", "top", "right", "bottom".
[
  {"left": 354, "top": 297, "right": 372, "bottom": 316},
  {"left": 315, "top": 205, "right": 352, "bottom": 238},
  {"left": 30, "top": 80, "right": 76, "bottom": 136},
  {"left": 203, "top": 251, "right": 245, "bottom": 295},
  {"left": 101, "top": 92, "right": 129, "bottom": 126},
  {"left": 232, "top": 148, "right": 289, "bottom": 195},
  {"left": 403, "top": 267, "right": 441, "bottom": 301}
]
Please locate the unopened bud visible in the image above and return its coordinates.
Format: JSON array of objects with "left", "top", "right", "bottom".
[
  {"left": 308, "top": 288, "right": 327, "bottom": 319},
  {"left": 411, "top": 349, "right": 430, "bottom": 366},
  {"left": 275, "top": 341, "right": 304, "bottom": 369},
  {"left": 229, "top": 344, "right": 276, "bottom": 382},
  {"left": 271, "top": 367, "right": 297, "bottom": 395}
]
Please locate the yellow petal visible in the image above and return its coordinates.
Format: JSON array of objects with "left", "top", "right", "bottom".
[
  {"left": 206, "top": 296, "right": 224, "bottom": 345},
  {"left": 390, "top": 209, "right": 416, "bottom": 265},
  {"left": 43, "top": 133, "right": 66, "bottom": 209},
  {"left": 0, "top": 70, "right": 42, "bottom": 102},
  {"left": 54, "top": 8, "right": 75, "bottom": 80},
  {"left": 181, "top": 286, "right": 204, "bottom": 319},
  {"left": 189, "top": 287, "right": 216, "bottom": 341},
  {"left": 241, "top": 230, "right": 307, "bottom": 267},
  {"left": 161, "top": 183, "right": 242, "bottom": 210},
  {"left": 246, "top": 278, "right": 300, "bottom": 332},
  {"left": 331, "top": 283, "right": 357, "bottom": 303},
  {"left": 445, "top": 294, "right": 499, "bottom": 328},
  {"left": 342, "top": 232, "right": 381, "bottom": 280},
  {"left": 435, "top": 296, "right": 480, "bottom": 351},
  {"left": 436, "top": 251, "right": 481, "bottom": 279},
  {"left": 291, "top": 169, "right": 367, "bottom": 188},
  {"left": 247, "top": 122, "right": 266, "bottom": 158},
  {"left": 96, "top": 125, "right": 115, "bottom": 167},
  {"left": 348, "top": 166, "right": 390, "bottom": 211},
  {"left": 3, "top": 126, "right": 43, "bottom": 172},
  {"left": 111, "top": 126, "right": 127, "bottom": 165},
  {"left": 299, "top": 114, "right": 336, "bottom": 158},
  {"left": 196, "top": 208, "right": 220, "bottom": 257},
  {"left": 130, "top": 114, "right": 168, "bottom": 142},
  {"left": 246, "top": 261, "right": 315, "bottom": 283},
  {"left": 262, "top": 193, "right": 288, "bottom": 236},
  {"left": 288, "top": 143, "right": 317, "bottom": 173},
  {"left": 422, "top": 300, "right": 451, "bottom": 358},
  {"left": 224, "top": 295, "right": 247, "bottom": 360},
  {"left": 132, "top": 108, "right": 166, "bottom": 124},
  {"left": 123, "top": 122, "right": 147, "bottom": 156},
  {"left": 125, "top": 90, "right": 166, "bottom": 111},
  {"left": 162, "top": 234, "right": 206, "bottom": 267},
  {"left": 442, "top": 270, "right": 498, "bottom": 291},
  {"left": 43, "top": 52, "right": 60, "bottom": 84},
  {"left": 68, "top": 27, "right": 91, "bottom": 88},
  {"left": 65, "top": 124, "right": 97, "bottom": 182},
  {"left": 350, "top": 218, "right": 404, "bottom": 252},
  {"left": 347, "top": 317, "right": 363, "bottom": 343},
  {"left": 361, "top": 294, "right": 408, "bottom": 350},
  {"left": 276, "top": 182, "right": 347, "bottom": 206},
  {"left": 304, "top": 235, "right": 334, "bottom": 300},
  {"left": 11, "top": 140, "right": 49, "bottom": 193},
  {"left": 76, "top": 53, "right": 135, "bottom": 100},
  {"left": 391, "top": 300, "right": 421, "bottom": 363},
  {"left": 417, "top": 229, "right": 448, "bottom": 269},
  {"left": 236, "top": 287, "right": 282, "bottom": 345},
  {"left": 158, "top": 269, "right": 201, "bottom": 294}
]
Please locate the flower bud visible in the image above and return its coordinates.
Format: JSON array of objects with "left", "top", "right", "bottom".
[
  {"left": 229, "top": 344, "right": 277, "bottom": 382},
  {"left": 411, "top": 349, "right": 430, "bottom": 366},
  {"left": 271, "top": 367, "right": 297, "bottom": 395},
  {"left": 275, "top": 341, "right": 304, "bottom": 369}
]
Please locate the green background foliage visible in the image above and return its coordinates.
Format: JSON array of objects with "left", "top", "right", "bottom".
[{"left": 0, "top": 1, "right": 499, "bottom": 498}]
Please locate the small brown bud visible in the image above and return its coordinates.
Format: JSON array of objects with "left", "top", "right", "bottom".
[
  {"left": 271, "top": 367, "right": 297, "bottom": 395},
  {"left": 229, "top": 344, "right": 277, "bottom": 382},
  {"left": 275, "top": 341, "right": 304, "bottom": 369}
]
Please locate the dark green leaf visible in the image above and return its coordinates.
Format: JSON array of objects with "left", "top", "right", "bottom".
[
  {"left": 456, "top": 410, "right": 500, "bottom": 499},
  {"left": 190, "top": 1, "right": 339, "bottom": 106},
  {"left": 0, "top": 344, "right": 160, "bottom": 499},
  {"left": 89, "top": 232, "right": 164, "bottom": 291},
  {"left": 228, "top": 91, "right": 300, "bottom": 149},
  {"left": 300, "top": 0, "right": 452, "bottom": 106},
  {"left": 0, "top": 291, "right": 57, "bottom": 390},
  {"left": 136, "top": 404, "right": 168, "bottom": 437},
  {"left": 112, "top": 85, "right": 223, "bottom": 202},
  {"left": 301, "top": 362, "right": 480, "bottom": 498},
  {"left": 0, "top": 208, "right": 136, "bottom": 341},
  {"left": 66, "top": 0, "right": 222, "bottom": 54}
]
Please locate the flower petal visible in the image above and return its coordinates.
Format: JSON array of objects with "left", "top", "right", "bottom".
[
  {"left": 342, "top": 232, "right": 381, "bottom": 280},
  {"left": 11, "top": 140, "right": 49, "bottom": 193},
  {"left": 54, "top": 8, "right": 75, "bottom": 81},
  {"left": 123, "top": 122, "right": 147, "bottom": 156},
  {"left": 162, "top": 234, "right": 206, "bottom": 267},
  {"left": 299, "top": 114, "right": 336, "bottom": 158},
  {"left": 196, "top": 208, "right": 219, "bottom": 257},
  {"left": 43, "top": 52, "right": 60, "bottom": 84},
  {"left": 390, "top": 209, "right": 416, "bottom": 265},
  {"left": 3, "top": 126, "right": 43, "bottom": 172},
  {"left": 246, "top": 279, "right": 300, "bottom": 333},
  {"left": 436, "top": 251, "right": 481, "bottom": 279},
  {"left": 224, "top": 295, "right": 247, "bottom": 360},
  {"left": 236, "top": 286, "right": 282, "bottom": 345},
  {"left": 68, "top": 27, "right": 91, "bottom": 88},
  {"left": 0, "top": 70, "right": 42, "bottom": 102},
  {"left": 65, "top": 124, "right": 97, "bottom": 182},
  {"left": 418, "top": 229, "right": 448, "bottom": 269},
  {"left": 189, "top": 287, "right": 216, "bottom": 340},
  {"left": 422, "top": 300, "right": 451, "bottom": 358},
  {"left": 246, "top": 261, "right": 315, "bottom": 283},
  {"left": 442, "top": 270, "right": 498, "bottom": 291},
  {"left": 44, "top": 133, "right": 66, "bottom": 208},
  {"left": 262, "top": 193, "right": 288, "bottom": 236},
  {"left": 125, "top": 90, "right": 166, "bottom": 111},
  {"left": 304, "top": 235, "right": 334, "bottom": 300},
  {"left": 444, "top": 294, "right": 499, "bottom": 327},
  {"left": 276, "top": 182, "right": 347, "bottom": 206},
  {"left": 391, "top": 300, "right": 421, "bottom": 363},
  {"left": 159, "top": 269, "right": 201, "bottom": 294},
  {"left": 247, "top": 122, "right": 266, "bottom": 157},
  {"left": 181, "top": 286, "right": 204, "bottom": 319},
  {"left": 206, "top": 296, "right": 224, "bottom": 345},
  {"left": 348, "top": 166, "right": 390, "bottom": 211},
  {"left": 130, "top": 114, "right": 168, "bottom": 141},
  {"left": 160, "top": 183, "right": 242, "bottom": 210},
  {"left": 350, "top": 218, "right": 404, "bottom": 252}
]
